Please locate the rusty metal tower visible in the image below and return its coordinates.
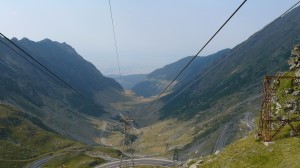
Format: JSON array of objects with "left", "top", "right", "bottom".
[
  {"left": 258, "top": 76, "right": 300, "bottom": 141},
  {"left": 119, "top": 113, "right": 135, "bottom": 168}
]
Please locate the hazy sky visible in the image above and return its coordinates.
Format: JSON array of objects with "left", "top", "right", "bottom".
[{"left": 0, "top": 0, "right": 299, "bottom": 75}]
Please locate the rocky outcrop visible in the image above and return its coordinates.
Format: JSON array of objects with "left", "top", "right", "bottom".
[
  {"left": 271, "top": 46, "right": 300, "bottom": 120},
  {"left": 288, "top": 45, "right": 300, "bottom": 71}
]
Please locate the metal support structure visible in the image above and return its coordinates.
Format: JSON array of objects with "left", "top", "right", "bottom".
[
  {"left": 258, "top": 76, "right": 300, "bottom": 142},
  {"left": 119, "top": 114, "right": 135, "bottom": 168}
]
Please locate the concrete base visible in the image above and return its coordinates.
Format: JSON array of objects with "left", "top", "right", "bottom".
[{"left": 262, "top": 141, "right": 275, "bottom": 146}]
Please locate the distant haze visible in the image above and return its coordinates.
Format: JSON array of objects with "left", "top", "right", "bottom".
[{"left": 1, "top": 0, "right": 299, "bottom": 75}]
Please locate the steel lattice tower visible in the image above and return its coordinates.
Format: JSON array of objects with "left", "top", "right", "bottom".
[
  {"left": 119, "top": 114, "right": 135, "bottom": 168},
  {"left": 258, "top": 76, "right": 300, "bottom": 141}
]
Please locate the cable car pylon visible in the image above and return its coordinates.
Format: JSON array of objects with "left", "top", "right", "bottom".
[{"left": 119, "top": 113, "right": 135, "bottom": 168}]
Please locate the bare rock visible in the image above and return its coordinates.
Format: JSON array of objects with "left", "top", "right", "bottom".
[
  {"left": 189, "top": 165, "right": 197, "bottom": 168},
  {"left": 196, "top": 160, "right": 204, "bottom": 164},
  {"left": 285, "top": 88, "right": 294, "bottom": 94},
  {"left": 292, "top": 90, "right": 300, "bottom": 96}
]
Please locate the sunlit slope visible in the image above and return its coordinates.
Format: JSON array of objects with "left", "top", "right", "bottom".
[
  {"left": 196, "top": 134, "right": 300, "bottom": 168},
  {"left": 0, "top": 104, "right": 80, "bottom": 167}
]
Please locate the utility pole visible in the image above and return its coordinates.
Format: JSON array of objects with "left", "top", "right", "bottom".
[{"left": 119, "top": 113, "right": 135, "bottom": 168}]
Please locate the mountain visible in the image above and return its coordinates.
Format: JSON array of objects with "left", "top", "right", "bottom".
[
  {"left": 152, "top": 6, "right": 300, "bottom": 158},
  {"left": 108, "top": 74, "right": 147, "bottom": 90},
  {"left": 0, "top": 37, "right": 124, "bottom": 143},
  {"left": 11, "top": 37, "right": 123, "bottom": 107},
  {"left": 131, "top": 49, "right": 231, "bottom": 97},
  {"left": 181, "top": 47, "right": 300, "bottom": 167},
  {"left": 131, "top": 79, "right": 170, "bottom": 97},
  {"left": 148, "top": 49, "right": 231, "bottom": 81}
]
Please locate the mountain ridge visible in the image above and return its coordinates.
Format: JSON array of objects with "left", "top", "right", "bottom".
[
  {"left": 0, "top": 36, "right": 125, "bottom": 143},
  {"left": 130, "top": 49, "right": 231, "bottom": 98}
]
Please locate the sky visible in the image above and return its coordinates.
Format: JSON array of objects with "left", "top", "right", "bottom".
[{"left": 0, "top": 0, "right": 299, "bottom": 75}]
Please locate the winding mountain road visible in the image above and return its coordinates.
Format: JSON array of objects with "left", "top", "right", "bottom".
[
  {"left": 95, "top": 158, "right": 179, "bottom": 168},
  {"left": 245, "top": 112, "right": 255, "bottom": 129},
  {"left": 27, "top": 156, "right": 54, "bottom": 168},
  {"left": 213, "top": 123, "right": 229, "bottom": 153}
]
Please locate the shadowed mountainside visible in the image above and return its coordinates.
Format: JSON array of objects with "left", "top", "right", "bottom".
[
  {"left": 0, "top": 37, "right": 125, "bottom": 143},
  {"left": 131, "top": 49, "right": 231, "bottom": 97}
]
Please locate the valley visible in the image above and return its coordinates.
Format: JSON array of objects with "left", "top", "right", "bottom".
[{"left": 1, "top": 2, "right": 300, "bottom": 168}]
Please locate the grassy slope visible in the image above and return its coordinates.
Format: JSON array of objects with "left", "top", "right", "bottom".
[
  {"left": 197, "top": 131, "right": 300, "bottom": 168},
  {"left": 0, "top": 104, "right": 83, "bottom": 167},
  {"left": 137, "top": 119, "right": 193, "bottom": 155},
  {"left": 102, "top": 118, "right": 194, "bottom": 157},
  {"left": 43, "top": 146, "right": 121, "bottom": 168},
  {"left": 0, "top": 104, "right": 123, "bottom": 168}
]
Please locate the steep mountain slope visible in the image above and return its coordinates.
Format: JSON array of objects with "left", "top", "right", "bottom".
[
  {"left": 162, "top": 6, "right": 300, "bottom": 118},
  {"left": 182, "top": 47, "right": 300, "bottom": 167},
  {"left": 11, "top": 37, "right": 123, "bottom": 107},
  {"left": 131, "top": 49, "right": 230, "bottom": 97},
  {"left": 131, "top": 79, "right": 169, "bottom": 98},
  {"left": 0, "top": 37, "right": 124, "bottom": 143},
  {"left": 153, "top": 6, "right": 300, "bottom": 158},
  {"left": 148, "top": 49, "right": 231, "bottom": 81}
]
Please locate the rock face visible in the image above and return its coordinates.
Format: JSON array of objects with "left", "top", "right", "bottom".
[
  {"left": 271, "top": 46, "right": 300, "bottom": 122},
  {"left": 289, "top": 45, "right": 300, "bottom": 71}
]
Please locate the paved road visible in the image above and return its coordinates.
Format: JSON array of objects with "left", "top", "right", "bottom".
[
  {"left": 28, "top": 156, "right": 54, "bottom": 168},
  {"left": 245, "top": 112, "right": 255, "bottom": 130},
  {"left": 95, "top": 158, "right": 179, "bottom": 168},
  {"left": 213, "top": 123, "right": 229, "bottom": 153}
]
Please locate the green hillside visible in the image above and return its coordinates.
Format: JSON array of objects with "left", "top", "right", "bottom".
[
  {"left": 0, "top": 104, "right": 122, "bottom": 168},
  {"left": 189, "top": 134, "right": 300, "bottom": 168},
  {"left": 0, "top": 104, "right": 81, "bottom": 167}
]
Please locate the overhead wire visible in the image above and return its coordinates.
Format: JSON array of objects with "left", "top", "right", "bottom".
[
  {"left": 0, "top": 35, "right": 101, "bottom": 143},
  {"left": 108, "top": 1, "right": 135, "bottom": 166},
  {"left": 141, "top": 0, "right": 248, "bottom": 114},
  {"left": 148, "top": 0, "right": 300, "bottom": 114},
  {"left": 0, "top": 38, "right": 65, "bottom": 88},
  {"left": 0, "top": 33, "right": 104, "bottom": 113},
  {"left": 109, "top": 0, "right": 122, "bottom": 83}
]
